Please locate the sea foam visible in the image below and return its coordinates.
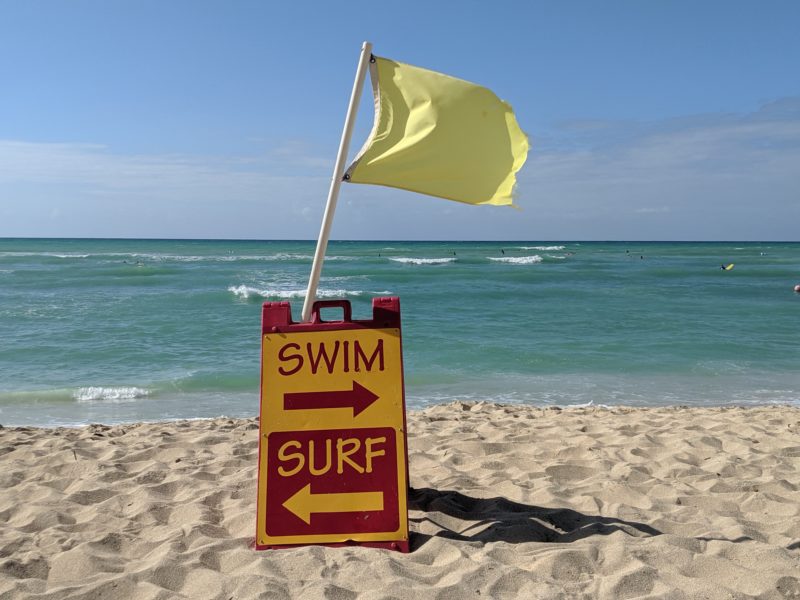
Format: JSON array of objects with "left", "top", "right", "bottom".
[
  {"left": 227, "top": 286, "right": 389, "bottom": 300},
  {"left": 0, "top": 252, "right": 91, "bottom": 259},
  {"left": 488, "top": 255, "right": 543, "bottom": 264},
  {"left": 73, "top": 387, "right": 150, "bottom": 403},
  {"left": 516, "top": 246, "right": 565, "bottom": 251},
  {"left": 388, "top": 257, "right": 456, "bottom": 265}
]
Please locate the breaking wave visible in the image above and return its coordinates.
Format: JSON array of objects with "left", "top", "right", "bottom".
[
  {"left": 388, "top": 257, "right": 457, "bottom": 265},
  {"left": 516, "top": 246, "right": 565, "bottom": 251},
  {"left": 227, "top": 286, "right": 391, "bottom": 300},
  {"left": 73, "top": 387, "right": 150, "bottom": 403},
  {"left": 488, "top": 255, "right": 543, "bottom": 265},
  {"left": 0, "top": 252, "right": 91, "bottom": 259}
]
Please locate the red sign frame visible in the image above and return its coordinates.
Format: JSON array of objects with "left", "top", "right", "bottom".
[{"left": 255, "top": 297, "right": 410, "bottom": 552}]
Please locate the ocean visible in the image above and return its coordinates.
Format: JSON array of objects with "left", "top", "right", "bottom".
[{"left": 1, "top": 238, "right": 798, "bottom": 426}]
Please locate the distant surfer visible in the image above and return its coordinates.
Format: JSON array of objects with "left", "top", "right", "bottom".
[
  {"left": 720, "top": 263, "right": 734, "bottom": 271},
  {"left": 501, "top": 249, "right": 505, "bottom": 255}
]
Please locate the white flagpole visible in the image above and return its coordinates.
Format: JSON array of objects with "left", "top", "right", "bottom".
[{"left": 301, "top": 41, "right": 373, "bottom": 323}]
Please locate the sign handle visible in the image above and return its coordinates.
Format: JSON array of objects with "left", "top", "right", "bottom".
[{"left": 301, "top": 41, "right": 373, "bottom": 323}]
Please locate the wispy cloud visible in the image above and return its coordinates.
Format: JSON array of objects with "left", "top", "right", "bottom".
[
  {"left": 516, "top": 97, "right": 800, "bottom": 239},
  {"left": 634, "top": 206, "right": 670, "bottom": 214},
  {"left": 0, "top": 139, "right": 335, "bottom": 238},
  {"left": 0, "top": 140, "right": 329, "bottom": 192},
  {"left": 1, "top": 97, "right": 799, "bottom": 240}
]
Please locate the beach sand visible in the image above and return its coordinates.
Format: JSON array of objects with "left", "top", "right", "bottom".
[{"left": 1, "top": 403, "right": 799, "bottom": 599}]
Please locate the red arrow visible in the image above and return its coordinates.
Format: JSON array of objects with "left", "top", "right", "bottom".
[{"left": 284, "top": 381, "right": 379, "bottom": 417}]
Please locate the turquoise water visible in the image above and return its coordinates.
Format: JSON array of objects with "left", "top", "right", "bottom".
[{"left": 1, "top": 238, "right": 798, "bottom": 426}]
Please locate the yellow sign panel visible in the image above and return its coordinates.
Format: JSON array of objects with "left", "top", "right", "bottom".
[
  {"left": 256, "top": 325, "right": 408, "bottom": 549},
  {"left": 261, "top": 328, "right": 405, "bottom": 432}
]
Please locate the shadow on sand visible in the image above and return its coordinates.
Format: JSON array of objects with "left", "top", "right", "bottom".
[{"left": 408, "top": 487, "right": 662, "bottom": 550}]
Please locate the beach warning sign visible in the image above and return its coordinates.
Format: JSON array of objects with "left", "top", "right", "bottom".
[{"left": 255, "top": 297, "right": 409, "bottom": 551}]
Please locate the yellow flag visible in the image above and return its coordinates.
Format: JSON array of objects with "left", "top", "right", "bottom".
[{"left": 344, "top": 56, "right": 530, "bottom": 207}]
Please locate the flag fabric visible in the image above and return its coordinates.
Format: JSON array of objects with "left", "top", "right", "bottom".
[{"left": 344, "top": 56, "right": 529, "bottom": 207}]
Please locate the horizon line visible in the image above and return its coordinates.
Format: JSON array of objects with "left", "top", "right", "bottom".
[{"left": 1, "top": 237, "right": 799, "bottom": 244}]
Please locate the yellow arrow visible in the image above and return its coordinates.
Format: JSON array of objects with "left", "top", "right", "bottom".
[{"left": 282, "top": 484, "right": 384, "bottom": 525}]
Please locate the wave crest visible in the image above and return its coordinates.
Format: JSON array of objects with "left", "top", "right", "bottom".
[
  {"left": 388, "top": 257, "right": 456, "bottom": 265},
  {"left": 516, "top": 246, "right": 565, "bottom": 251},
  {"left": 228, "top": 286, "right": 389, "bottom": 300},
  {"left": 488, "top": 255, "right": 543, "bottom": 265},
  {"left": 74, "top": 387, "right": 150, "bottom": 403}
]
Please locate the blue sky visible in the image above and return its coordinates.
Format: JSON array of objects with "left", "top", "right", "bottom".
[{"left": 1, "top": 0, "right": 799, "bottom": 240}]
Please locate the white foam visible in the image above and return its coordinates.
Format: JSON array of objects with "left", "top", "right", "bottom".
[
  {"left": 388, "top": 257, "right": 456, "bottom": 265},
  {"left": 236, "top": 253, "right": 351, "bottom": 262},
  {"left": 0, "top": 251, "right": 353, "bottom": 263},
  {"left": 0, "top": 252, "right": 90, "bottom": 259},
  {"left": 269, "top": 253, "right": 314, "bottom": 261},
  {"left": 74, "top": 387, "right": 150, "bottom": 403},
  {"left": 99, "top": 253, "right": 317, "bottom": 263},
  {"left": 517, "top": 246, "right": 565, "bottom": 251},
  {"left": 322, "top": 275, "right": 365, "bottom": 283},
  {"left": 228, "top": 286, "right": 372, "bottom": 300},
  {"left": 488, "top": 255, "right": 543, "bottom": 264},
  {"left": 134, "top": 253, "right": 314, "bottom": 263}
]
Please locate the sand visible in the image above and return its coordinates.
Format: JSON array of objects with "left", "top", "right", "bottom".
[{"left": 1, "top": 402, "right": 799, "bottom": 599}]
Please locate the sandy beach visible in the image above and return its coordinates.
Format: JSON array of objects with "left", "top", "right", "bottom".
[{"left": 1, "top": 402, "right": 799, "bottom": 599}]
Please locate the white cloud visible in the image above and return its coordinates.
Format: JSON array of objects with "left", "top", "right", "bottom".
[
  {"left": 1, "top": 97, "right": 799, "bottom": 240},
  {"left": 515, "top": 98, "right": 800, "bottom": 240},
  {"left": 634, "top": 206, "right": 670, "bottom": 214},
  {"left": 0, "top": 139, "right": 333, "bottom": 238},
  {"left": 0, "top": 140, "right": 326, "bottom": 194}
]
